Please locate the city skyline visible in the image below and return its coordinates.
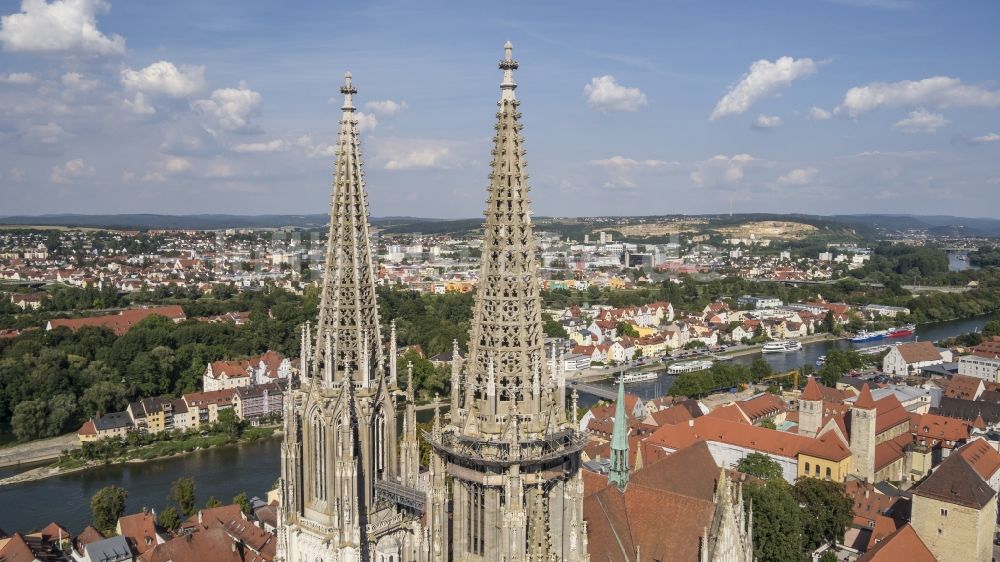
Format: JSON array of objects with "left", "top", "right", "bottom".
[{"left": 1, "top": 0, "right": 999, "bottom": 218}]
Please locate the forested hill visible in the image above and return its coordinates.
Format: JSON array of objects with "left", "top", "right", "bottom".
[{"left": 2, "top": 213, "right": 999, "bottom": 237}]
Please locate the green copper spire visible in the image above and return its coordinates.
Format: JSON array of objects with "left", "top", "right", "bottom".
[{"left": 609, "top": 374, "right": 630, "bottom": 489}]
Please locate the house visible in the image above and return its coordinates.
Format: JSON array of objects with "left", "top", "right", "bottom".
[
  {"left": 233, "top": 382, "right": 284, "bottom": 423},
  {"left": 203, "top": 351, "right": 292, "bottom": 391},
  {"left": 883, "top": 341, "right": 952, "bottom": 377},
  {"left": 83, "top": 536, "right": 135, "bottom": 562},
  {"left": 117, "top": 511, "right": 167, "bottom": 556},
  {"left": 9, "top": 292, "right": 44, "bottom": 310},
  {"left": 127, "top": 397, "right": 173, "bottom": 434},
  {"left": 183, "top": 389, "right": 236, "bottom": 428},
  {"left": 78, "top": 411, "right": 134, "bottom": 443},
  {"left": 856, "top": 524, "right": 936, "bottom": 562}
]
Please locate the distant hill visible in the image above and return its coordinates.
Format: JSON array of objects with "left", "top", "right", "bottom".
[
  {"left": 1, "top": 213, "right": 998, "bottom": 238},
  {"left": 0, "top": 214, "right": 446, "bottom": 230}
]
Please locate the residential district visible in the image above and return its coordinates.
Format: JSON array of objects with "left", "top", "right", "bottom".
[{"left": 3, "top": 43, "right": 1000, "bottom": 562}]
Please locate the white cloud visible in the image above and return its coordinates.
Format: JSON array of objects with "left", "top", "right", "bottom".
[
  {"left": 752, "top": 114, "right": 784, "bottom": 130},
  {"left": 232, "top": 139, "right": 290, "bottom": 153},
  {"left": 837, "top": 76, "right": 1000, "bottom": 117},
  {"left": 691, "top": 154, "right": 755, "bottom": 186},
  {"left": 0, "top": 72, "right": 36, "bottom": 84},
  {"left": 808, "top": 106, "right": 832, "bottom": 120},
  {"left": 584, "top": 75, "right": 648, "bottom": 112},
  {"left": 777, "top": 167, "right": 818, "bottom": 186},
  {"left": 355, "top": 111, "right": 378, "bottom": 132},
  {"left": 61, "top": 71, "right": 98, "bottom": 91},
  {"left": 364, "top": 99, "right": 406, "bottom": 117},
  {"left": 385, "top": 146, "right": 453, "bottom": 170},
  {"left": 590, "top": 156, "right": 668, "bottom": 168},
  {"left": 590, "top": 156, "right": 671, "bottom": 188},
  {"left": 710, "top": 57, "right": 817, "bottom": 120},
  {"left": 294, "top": 135, "right": 337, "bottom": 159},
  {"left": 50, "top": 158, "right": 93, "bottom": 183},
  {"left": 893, "top": 109, "right": 949, "bottom": 133},
  {"left": 121, "top": 61, "right": 206, "bottom": 98},
  {"left": 0, "top": 0, "right": 125, "bottom": 56},
  {"left": 163, "top": 157, "right": 191, "bottom": 173},
  {"left": 191, "top": 83, "right": 262, "bottom": 131},
  {"left": 9, "top": 167, "right": 25, "bottom": 181},
  {"left": 122, "top": 91, "right": 155, "bottom": 115},
  {"left": 971, "top": 133, "right": 1000, "bottom": 144},
  {"left": 25, "top": 121, "right": 68, "bottom": 144},
  {"left": 204, "top": 161, "right": 235, "bottom": 178}
]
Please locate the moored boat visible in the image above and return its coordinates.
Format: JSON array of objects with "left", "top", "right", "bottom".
[
  {"left": 667, "top": 360, "right": 714, "bottom": 374},
  {"left": 762, "top": 340, "right": 802, "bottom": 353},
  {"left": 886, "top": 324, "right": 915, "bottom": 338},
  {"left": 850, "top": 329, "right": 888, "bottom": 343}
]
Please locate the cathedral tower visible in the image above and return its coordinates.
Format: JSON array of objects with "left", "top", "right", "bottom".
[
  {"left": 425, "top": 42, "right": 589, "bottom": 562},
  {"left": 277, "top": 72, "right": 418, "bottom": 562}
]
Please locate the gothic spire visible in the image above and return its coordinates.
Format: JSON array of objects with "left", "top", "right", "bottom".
[
  {"left": 460, "top": 41, "right": 548, "bottom": 431},
  {"left": 609, "top": 375, "right": 630, "bottom": 489},
  {"left": 313, "top": 71, "right": 383, "bottom": 386}
]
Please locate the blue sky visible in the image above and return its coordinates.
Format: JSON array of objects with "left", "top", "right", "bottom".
[{"left": 1, "top": 0, "right": 998, "bottom": 218}]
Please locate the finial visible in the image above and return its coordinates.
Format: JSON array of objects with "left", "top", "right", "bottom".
[
  {"left": 499, "top": 41, "right": 518, "bottom": 100},
  {"left": 341, "top": 70, "right": 357, "bottom": 111}
]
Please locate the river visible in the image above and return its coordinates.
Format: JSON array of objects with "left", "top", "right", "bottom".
[
  {"left": 0, "top": 313, "right": 994, "bottom": 534},
  {"left": 0, "top": 437, "right": 281, "bottom": 534},
  {"left": 579, "top": 313, "right": 999, "bottom": 407}
]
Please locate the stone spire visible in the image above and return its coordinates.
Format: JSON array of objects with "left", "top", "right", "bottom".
[
  {"left": 609, "top": 375, "right": 630, "bottom": 489},
  {"left": 458, "top": 39, "right": 548, "bottom": 434},
  {"left": 313, "top": 70, "right": 383, "bottom": 386}
]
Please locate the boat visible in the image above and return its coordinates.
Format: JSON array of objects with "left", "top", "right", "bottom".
[
  {"left": 616, "top": 371, "right": 659, "bottom": 384},
  {"left": 850, "top": 329, "right": 888, "bottom": 343},
  {"left": 762, "top": 340, "right": 803, "bottom": 353},
  {"left": 667, "top": 360, "right": 714, "bottom": 374},
  {"left": 886, "top": 324, "right": 915, "bottom": 338},
  {"left": 815, "top": 355, "right": 826, "bottom": 367}
]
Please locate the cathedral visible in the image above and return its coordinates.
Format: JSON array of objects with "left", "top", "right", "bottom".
[{"left": 276, "top": 42, "right": 753, "bottom": 562}]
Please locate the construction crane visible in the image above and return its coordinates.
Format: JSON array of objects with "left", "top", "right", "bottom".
[{"left": 759, "top": 369, "right": 799, "bottom": 390}]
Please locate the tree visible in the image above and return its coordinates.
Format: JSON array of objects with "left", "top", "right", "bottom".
[
  {"left": 744, "top": 480, "right": 805, "bottom": 562},
  {"left": 215, "top": 408, "right": 242, "bottom": 439},
  {"left": 205, "top": 496, "right": 221, "bottom": 508},
  {"left": 542, "top": 313, "right": 568, "bottom": 338},
  {"left": 735, "top": 453, "right": 783, "bottom": 481},
  {"left": 793, "top": 478, "right": 853, "bottom": 551},
  {"left": 158, "top": 506, "right": 181, "bottom": 531},
  {"left": 80, "top": 381, "right": 128, "bottom": 416},
  {"left": 233, "top": 492, "right": 252, "bottom": 514},
  {"left": 91, "top": 485, "right": 128, "bottom": 533},
  {"left": 615, "top": 321, "right": 640, "bottom": 338},
  {"left": 820, "top": 551, "right": 838, "bottom": 562},
  {"left": 750, "top": 358, "right": 773, "bottom": 380},
  {"left": 170, "top": 477, "right": 197, "bottom": 516},
  {"left": 11, "top": 400, "right": 50, "bottom": 441}
]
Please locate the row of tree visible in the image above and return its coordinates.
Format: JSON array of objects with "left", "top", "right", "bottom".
[{"left": 90, "top": 477, "right": 254, "bottom": 535}]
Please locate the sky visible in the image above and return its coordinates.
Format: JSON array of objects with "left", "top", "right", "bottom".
[{"left": 0, "top": 0, "right": 998, "bottom": 219}]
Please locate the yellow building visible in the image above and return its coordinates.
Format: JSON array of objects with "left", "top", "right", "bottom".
[{"left": 797, "top": 431, "right": 853, "bottom": 482}]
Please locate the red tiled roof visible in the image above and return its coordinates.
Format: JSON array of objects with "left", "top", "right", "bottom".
[
  {"left": 117, "top": 512, "right": 161, "bottom": 555},
  {"left": 855, "top": 384, "right": 876, "bottom": 409},
  {"left": 874, "top": 433, "right": 911, "bottom": 471},
  {"left": 801, "top": 430, "right": 852, "bottom": 462},
  {"left": 957, "top": 438, "right": 1000, "bottom": 482},
  {"left": 801, "top": 376, "right": 823, "bottom": 401},
  {"left": 648, "top": 415, "right": 812, "bottom": 459},
  {"left": 895, "top": 341, "right": 943, "bottom": 364},
  {"left": 48, "top": 306, "right": 186, "bottom": 336},
  {"left": 856, "top": 524, "right": 935, "bottom": 562}
]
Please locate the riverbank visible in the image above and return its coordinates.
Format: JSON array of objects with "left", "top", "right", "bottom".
[
  {"left": 0, "top": 427, "right": 282, "bottom": 488},
  {"left": 0, "top": 433, "right": 79, "bottom": 469}
]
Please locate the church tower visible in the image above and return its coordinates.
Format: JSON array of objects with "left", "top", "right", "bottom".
[
  {"left": 425, "top": 41, "right": 589, "bottom": 562},
  {"left": 849, "top": 383, "right": 877, "bottom": 482},
  {"left": 798, "top": 376, "right": 823, "bottom": 438},
  {"left": 609, "top": 377, "right": 630, "bottom": 490},
  {"left": 277, "top": 72, "right": 420, "bottom": 562}
]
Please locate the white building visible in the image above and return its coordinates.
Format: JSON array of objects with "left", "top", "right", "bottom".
[
  {"left": 883, "top": 341, "right": 952, "bottom": 377},
  {"left": 958, "top": 355, "right": 1000, "bottom": 383}
]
